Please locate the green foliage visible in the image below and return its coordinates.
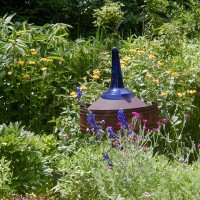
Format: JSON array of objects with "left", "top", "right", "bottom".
[
  {"left": 144, "top": 0, "right": 200, "bottom": 39},
  {"left": 0, "top": 15, "right": 108, "bottom": 133},
  {"left": 0, "top": 157, "right": 13, "bottom": 199},
  {"left": 0, "top": 122, "right": 58, "bottom": 195},
  {"left": 119, "top": 36, "right": 199, "bottom": 143},
  {"left": 93, "top": 0, "right": 125, "bottom": 32},
  {"left": 54, "top": 132, "right": 200, "bottom": 199}
]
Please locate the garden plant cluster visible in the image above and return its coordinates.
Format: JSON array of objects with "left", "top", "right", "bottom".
[{"left": 0, "top": 1, "right": 200, "bottom": 198}]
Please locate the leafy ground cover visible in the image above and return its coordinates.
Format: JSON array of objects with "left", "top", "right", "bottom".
[{"left": 0, "top": 14, "right": 200, "bottom": 199}]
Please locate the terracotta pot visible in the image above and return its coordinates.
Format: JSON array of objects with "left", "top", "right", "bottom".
[{"left": 80, "top": 104, "right": 159, "bottom": 133}]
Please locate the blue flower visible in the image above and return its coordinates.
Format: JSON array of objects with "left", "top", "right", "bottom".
[
  {"left": 87, "top": 111, "right": 101, "bottom": 133},
  {"left": 118, "top": 109, "right": 128, "bottom": 128},
  {"left": 106, "top": 127, "right": 118, "bottom": 139},
  {"left": 76, "top": 87, "right": 82, "bottom": 101},
  {"left": 87, "top": 111, "right": 96, "bottom": 125},
  {"left": 97, "top": 134, "right": 101, "bottom": 140},
  {"left": 103, "top": 153, "right": 109, "bottom": 161}
]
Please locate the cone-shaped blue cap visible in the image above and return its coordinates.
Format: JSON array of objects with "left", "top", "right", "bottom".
[{"left": 101, "top": 47, "right": 135, "bottom": 100}]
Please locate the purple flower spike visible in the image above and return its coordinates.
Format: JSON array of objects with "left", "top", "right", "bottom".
[
  {"left": 118, "top": 109, "right": 128, "bottom": 128},
  {"left": 76, "top": 87, "right": 82, "bottom": 101},
  {"left": 106, "top": 126, "right": 118, "bottom": 139}
]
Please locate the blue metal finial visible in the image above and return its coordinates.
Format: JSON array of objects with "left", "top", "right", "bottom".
[{"left": 101, "top": 47, "right": 134, "bottom": 100}]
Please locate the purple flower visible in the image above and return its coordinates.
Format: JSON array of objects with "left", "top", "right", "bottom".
[
  {"left": 143, "top": 119, "right": 148, "bottom": 123},
  {"left": 128, "top": 122, "right": 134, "bottom": 127},
  {"left": 97, "top": 134, "right": 101, "bottom": 140},
  {"left": 162, "top": 118, "right": 168, "bottom": 123},
  {"left": 87, "top": 111, "right": 95, "bottom": 125},
  {"left": 113, "top": 140, "right": 119, "bottom": 147},
  {"left": 153, "top": 127, "right": 158, "bottom": 132},
  {"left": 197, "top": 143, "right": 200, "bottom": 149},
  {"left": 132, "top": 112, "right": 140, "bottom": 119},
  {"left": 156, "top": 121, "right": 163, "bottom": 126},
  {"left": 106, "top": 126, "right": 118, "bottom": 139},
  {"left": 184, "top": 114, "right": 190, "bottom": 118},
  {"left": 103, "top": 153, "right": 109, "bottom": 161},
  {"left": 76, "top": 87, "right": 82, "bottom": 101},
  {"left": 118, "top": 109, "right": 128, "bottom": 128},
  {"left": 87, "top": 111, "right": 100, "bottom": 133},
  {"left": 63, "top": 134, "right": 69, "bottom": 139}
]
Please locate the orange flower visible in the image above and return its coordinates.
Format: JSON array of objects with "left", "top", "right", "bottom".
[
  {"left": 148, "top": 52, "right": 155, "bottom": 60},
  {"left": 18, "top": 60, "right": 25, "bottom": 65},
  {"left": 161, "top": 92, "right": 167, "bottom": 96},
  {"left": 187, "top": 90, "right": 197, "bottom": 94},
  {"left": 22, "top": 74, "right": 30, "bottom": 79},
  {"left": 92, "top": 70, "right": 100, "bottom": 79},
  {"left": 122, "top": 56, "right": 131, "bottom": 62}
]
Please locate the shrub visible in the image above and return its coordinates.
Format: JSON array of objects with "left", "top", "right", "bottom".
[{"left": 0, "top": 122, "right": 58, "bottom": 196}]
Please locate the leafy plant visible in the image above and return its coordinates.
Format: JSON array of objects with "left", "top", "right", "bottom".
[
  {"left": 0, "top": 122, "right": 58, "bottom": 196},
  {"left": 0, "top": 157, "right": 13, "bottom": 199}
]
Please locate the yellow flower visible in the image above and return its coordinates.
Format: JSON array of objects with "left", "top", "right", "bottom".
[
  {"left": 161, "top": 92, "right": 167, "bottom": 96},
  {"left": 31, "top": 51, "right": 37, "bottom": 55},
  {"left": 152, "top": 79, "right": 159, "bottom": 83},
  {"left": 148, "top": 53, "right": 155, "bottom": 60},
  {"left": 82, "top": 76, "right": 87, "bottom": 81},
  {"left": 122, "top": 56, "right": 131, "bottom": 62},
  {"left": 171, "top": 72, "right": 178, "bottom": 77},
  {"left": 157, "top": 61, "right": 164, "bottom": 67},
  {"left": 70, "top": 91, "right": 77, "bottom": 98},
  {"left": 177, "top": 92, "right": 183, "bottom": 97},
  {"left": 30, "top": 48, "right": 36, "bottom": 52},
  {"left": 129, "top": 49, "right": 137, "bottom": 53},
  {"left": 61, "top": 121, "right": 68, "bottom": 126},
  {"left": 146, "top": 73, "right": 152, "bottom": 78},
  {"left": 22, "top": 74, "right": 30, "bottom": 79},
  {"left": 18, "top": 60, "right": 25, "bottom": 65},
  {"left": 187, "top": 90, "right": 197, "bottom": 94},
  {"left": 121, "top": 63, "right": 125, "bottom": 68},
  {"left": 28, "top": 61, "right": 35, "bottom": 65},
  {"left": 46, "top": 58, "right": 53, "bottom": 62},
  {"left": 40, "top": 58, "right": 53, "bottom": 62},
  {"left": 92, "top": 70, "right": 100, "bottom": 79},
  {"left": 7, "top": 71, "right": 13, "bottom": 75},
  {"left": 166, "top": 70, "right": 172, "bottom": 74},
  {"left": 41, "top": 67, "right": 48, "bottom": 71},
  {"left": 80, "top": 85, "right": 87, "bottom": 90},
  {"left": 136, "top": 50, "right": 145, "bottom": 55},
  {"left": 41, "top": 58, "right": 48, "bottom": 62}
]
